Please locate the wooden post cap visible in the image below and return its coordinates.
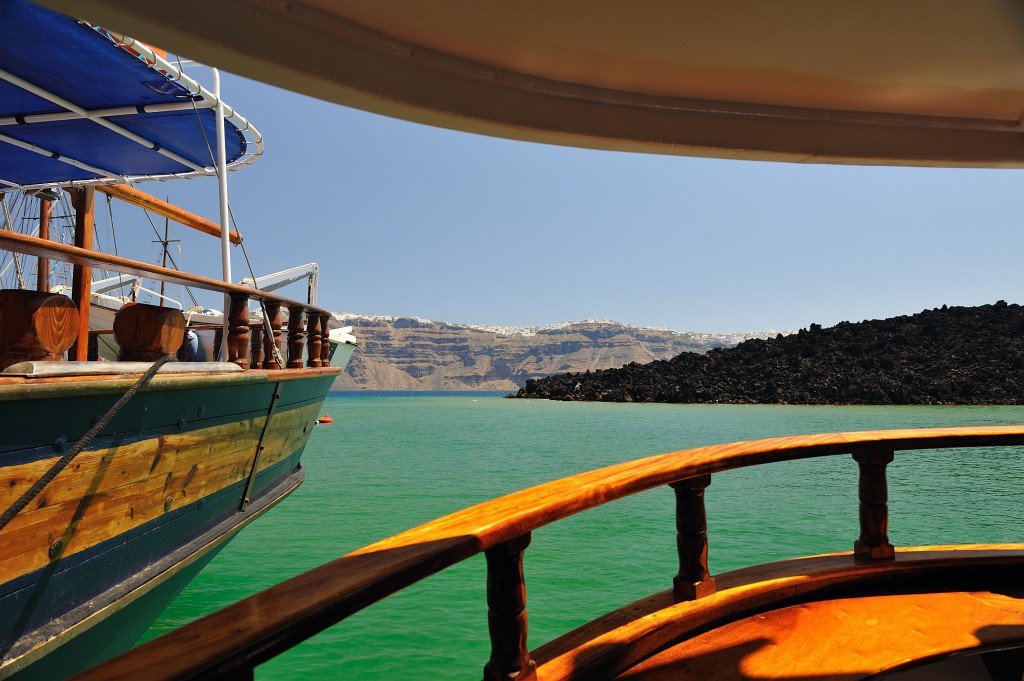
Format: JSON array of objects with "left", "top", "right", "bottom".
[
  {"left": 0, "top": 290, "right": 80, "bottom": 370},
  {"left": 113, "top": 302, "right": 186, "bottom": 362}
]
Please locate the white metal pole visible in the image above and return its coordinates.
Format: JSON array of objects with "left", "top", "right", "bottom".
[{"left": 214, "top": 67, "right": 232, "bottom": 361}]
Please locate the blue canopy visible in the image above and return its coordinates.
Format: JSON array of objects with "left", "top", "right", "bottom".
[{"left": 0, "top": 0, "right": 258, "bottom": 190}]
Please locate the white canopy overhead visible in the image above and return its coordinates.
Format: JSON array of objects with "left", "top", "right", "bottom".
[{"left": 42, "top": 0, "right": 1024, "bottom": 167}]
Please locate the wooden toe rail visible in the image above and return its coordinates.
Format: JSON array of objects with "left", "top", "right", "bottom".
[{"left": 73, "top": 426, "right": 1024, "bottom": 680}]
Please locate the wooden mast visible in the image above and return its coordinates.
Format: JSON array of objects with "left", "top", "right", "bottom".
[{"left": 68, "top": 187, "right": 95, "bottom": 361}]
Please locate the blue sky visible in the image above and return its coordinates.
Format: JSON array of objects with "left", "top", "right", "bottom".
[{"left": 133, "top": 70, "right": 1024, "bottom": 334}]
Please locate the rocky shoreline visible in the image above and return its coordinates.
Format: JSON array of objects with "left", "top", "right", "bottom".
[{"left": 510, "top": 301, "right": 1024, "bottom": 405}]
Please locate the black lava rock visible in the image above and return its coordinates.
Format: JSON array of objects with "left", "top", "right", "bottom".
[{"left": 509, "top": 301, "right": 1024, "bottom": 405}]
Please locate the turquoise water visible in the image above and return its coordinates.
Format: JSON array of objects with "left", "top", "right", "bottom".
[{"left": 142, "top": 393, "right": 1024, "bottom": 678}]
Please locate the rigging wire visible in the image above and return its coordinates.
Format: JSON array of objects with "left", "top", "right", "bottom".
[
  {"left": 60, "top": 192, "right": 82, "bottom": 288},
  {"left": 104, "top": 191, "right": 128, "bottom": 294},
  {"left": 232, "top": 205, "right": 287, "bottom": 368},
  {"left": 175, "top": 55, "right": 291, "bottom": 368},
  {"left": 0, "top": 193, "right": 24, "bottom": 288},
  {"left": 128, "top": 184, "right": 199, "bottom": 308}
]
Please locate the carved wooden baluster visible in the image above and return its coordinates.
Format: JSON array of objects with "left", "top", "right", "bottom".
[
  {"left": 249, "top": 321, "right": 263, "bottom": 368},
  {"left": 853, "top": 448, "right": 896, "bottom": 560},
  {"left": 671, "top": 475, "right": 717, "bottom": 601},
  {"left": 227, "top": 293, "right": 250, "bottom": 369},
  {"left": 286, "top": 306, "right": 305, "bottom": 369},
  {"left": 483, "top": 533, "right": 537, "bottom": 681},
  {"left": 306, "top": 310, "right": 322, "bottom": 368},
  {"left": 262, "top": 302, "right": 283, "bottom": 370},
  {"left": 319, "top": 313, "right": 332, "bottom": 366}
]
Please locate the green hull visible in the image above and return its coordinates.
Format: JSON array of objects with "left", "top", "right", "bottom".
[{"left": 0, "top": 368, "right": 336, "bottom": 679}]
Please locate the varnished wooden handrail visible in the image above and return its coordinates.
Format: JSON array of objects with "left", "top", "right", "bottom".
[
  {"left": 72, "top": 426, "right": 1024, "bottom": 680},
  {"left": 0, "top": 229, "right": 332, "bottom": 319}
]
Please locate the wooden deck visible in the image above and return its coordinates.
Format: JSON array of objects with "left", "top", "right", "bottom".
[
  {"left": 618, "top": 589, "right": 1024, "bottom": 680},
  {"left": 532, "top": 545, "right": 1024, "bottom": 681}
]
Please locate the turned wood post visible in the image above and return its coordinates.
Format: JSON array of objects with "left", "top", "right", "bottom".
[
  {"left": 262, "top": 302, "right": 283, "bottom": 370},
  {"left": 286, "top": 306, "right": 305, "bottom": 369},
  {"left": 227, "top": 293, "right": 250, "bottom": 369},
  {"left": 320, "top": 313, "right": 332, "bottom": 366},
  {"left": 671, "top": 475, "right": 717, "bottom": 600},
  {"left": 853, "top": 449, "right": 896, "bottom": 560},
  {"left": 483, "top": 533, "right": 537, "bottom": 681},
  {"left": 249, "top": 322, "right": 263, "bottom": 368},
  {"left": 305, "top": 310, "right": 322, "bottom": 368}
]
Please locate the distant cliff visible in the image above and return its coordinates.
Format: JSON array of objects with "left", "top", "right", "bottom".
[
  {"left": 330, "top": 315, "right": 784, "bottom": 391},
  {"left": 513, "top": 302, "right": 1024, "bottom": 405}
]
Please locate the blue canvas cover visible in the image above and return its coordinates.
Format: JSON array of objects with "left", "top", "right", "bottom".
[{"left": 0, "top": 0, "right": 247, "bottom": 188}]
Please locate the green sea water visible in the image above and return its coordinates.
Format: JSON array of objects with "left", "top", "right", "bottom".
[{"left": 141, "top": 393, "right": 1024, "bottom": 679}]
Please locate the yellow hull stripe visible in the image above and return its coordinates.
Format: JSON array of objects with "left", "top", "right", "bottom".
[{"left": 0, "top": 401, "right": 320, "bottom": 583}]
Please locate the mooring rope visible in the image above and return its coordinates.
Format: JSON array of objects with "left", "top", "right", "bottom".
[{"left": 0, "top": 354, "right": 174, "bottom": 533}]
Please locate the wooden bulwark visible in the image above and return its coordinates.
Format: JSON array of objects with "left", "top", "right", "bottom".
[{"left": 72, "top": 426, "right": 1024, "bottom": 680}]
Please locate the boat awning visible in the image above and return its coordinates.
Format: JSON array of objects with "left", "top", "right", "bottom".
[
  {"left": 37, "top": 0, "right": 1024, "bottom": 168},
  {"left": 0, "top": 0, "right": 262, "bottom": 192}
]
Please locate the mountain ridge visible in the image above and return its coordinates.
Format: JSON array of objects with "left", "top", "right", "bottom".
[{"left": 330, "top": 314, "right": 787, "bottom": 391}]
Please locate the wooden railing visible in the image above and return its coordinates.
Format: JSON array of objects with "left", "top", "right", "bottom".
[
  {"left": 73, "top": 426, "right": 1024, "bottom": 680},
  {"left": 0, "top": 229, "right": 334, "bottom": 370}
]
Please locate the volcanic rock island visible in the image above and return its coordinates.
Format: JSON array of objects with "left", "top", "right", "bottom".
[{"left": 511, "top": 301, "right": 1024, "bottom": 405}]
